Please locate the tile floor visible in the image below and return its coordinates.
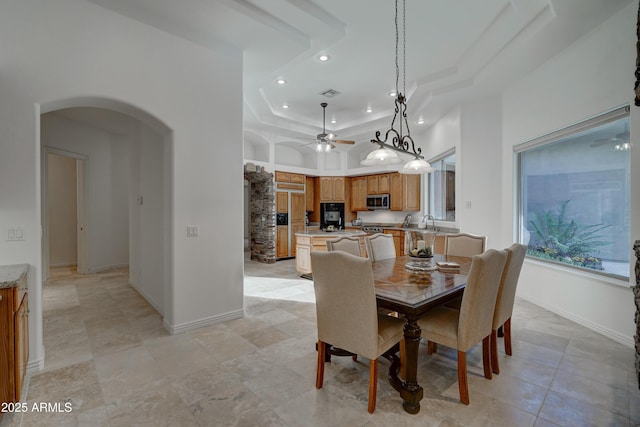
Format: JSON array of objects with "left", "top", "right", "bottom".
[{"left": 1, "top": 254, "right": 639, "bottom": 426}]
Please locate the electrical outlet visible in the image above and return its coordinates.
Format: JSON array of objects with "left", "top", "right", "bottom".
[{"left": 465, "top": 201, "right": 472, "bottom": 209}]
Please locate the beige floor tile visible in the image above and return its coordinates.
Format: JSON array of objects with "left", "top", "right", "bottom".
[{"left": 20, "top": 260, "right": 635, "bottom": 426}]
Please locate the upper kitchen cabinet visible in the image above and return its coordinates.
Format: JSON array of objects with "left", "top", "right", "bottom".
[
  {"left": 275, "top": 171, "right": 305, "bottom": 184},
  {"left": 390, "top": 173, "right": 420, "bottom": 211},
  {"left": 319, "top": 177, "right": 347, "bottom": 202},
  {"left": 276, "top": 191, "right": 288, "bottom": 213},
  {"left": 305, "top": 176, "right": 315, "bottom": 212},
  {"left": 351, "top": 176, "right": 367, "bottom": 211},
  {"left": 367, "top": 174, "right": 390, "bottom": 195}
]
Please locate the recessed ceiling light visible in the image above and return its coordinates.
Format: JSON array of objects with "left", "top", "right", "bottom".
[
  {"left": 330, "top": 119, "right": 336, "bottom": 124},
  {"left": 318, "top": 54, "right": 329, "bottom": 62},
  {"left": 276, "top": 79, "right": 286, "bottom": 85},
  {"left": 282, "top": 104, "right": 289, "bottom": 109},
  {"left": 417, "top": 119, "right": 424, "bottom": 124},
  {"left": 389, "top": 91, "right": 397, "bottom": 97},
  {"left": 365, "top": 107, "right": 373, "bottom": 113}
]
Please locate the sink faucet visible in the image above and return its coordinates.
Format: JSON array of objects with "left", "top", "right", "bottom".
[{"left": 421, "top": 214, "right": 437, "bottom": 231}]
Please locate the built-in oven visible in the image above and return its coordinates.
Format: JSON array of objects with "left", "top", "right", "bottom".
[
  {"left": 366, "top": 193, "right": 390, "bottom": 210},
  {"left": 276, "top": 213, "right": 288, "bottom": 226},
  {"left": 320, "top": 203, "right": 345, "bottom": 230}
]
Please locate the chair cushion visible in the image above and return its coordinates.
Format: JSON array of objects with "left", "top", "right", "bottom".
[
  {"left": 377, "top": 314, "right": 406, "bottom": 355},
  {"left": 417, "top": 307, "right": 460, "bottom": 350}
]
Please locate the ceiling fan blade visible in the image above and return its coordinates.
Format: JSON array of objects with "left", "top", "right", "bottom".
[{"left": 334, "top": 139, "right": 355, "bottom": 145}]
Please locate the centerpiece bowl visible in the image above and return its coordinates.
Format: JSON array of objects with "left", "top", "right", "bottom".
[{"left": 405, "top": 230, "right": 437, "bottom": 272}]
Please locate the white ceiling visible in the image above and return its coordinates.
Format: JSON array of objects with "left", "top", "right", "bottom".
[{"left": 84, "top": 0, "right": 632, "bottom": 151}]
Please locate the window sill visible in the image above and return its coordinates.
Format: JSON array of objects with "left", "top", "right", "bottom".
[{"left": 524, "top": 256, "right": 631, "bottom": 289}]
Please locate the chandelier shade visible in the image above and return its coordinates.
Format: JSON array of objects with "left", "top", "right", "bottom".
[
  {"left": 361, "top": 147, "right": 403, "bottom": 166},
  {"left": 400, "top": 158, "right": 434, "bottom": 174}
]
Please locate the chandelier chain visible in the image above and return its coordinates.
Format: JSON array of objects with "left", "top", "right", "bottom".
[{"left": 402, "top": 0, "right": 406, "bottom": 96}]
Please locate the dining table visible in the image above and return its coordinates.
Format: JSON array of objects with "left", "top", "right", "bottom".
[{"left": 372, "top": 253, "right": 472, "bottom": 414}]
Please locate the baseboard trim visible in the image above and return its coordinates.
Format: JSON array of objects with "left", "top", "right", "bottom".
[
  {"left": 163, "top": 309, "right": 244, "bottom": 335},
  {"left": 518, "top": 294, "right": 634, "bottom": 348},
  {"left": 26, "top": 356, "right": 44, "bottom": 375},
  {"left": 89, "top": 263, "right": 129, "bottom": 274}
]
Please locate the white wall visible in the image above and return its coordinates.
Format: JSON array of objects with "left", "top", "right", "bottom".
[
  {"left": 502, "top": 3, "right": 636, "bottom": 345},
  {"left": 0, "top": 0, "right": 243, "bottom": 370},
  {"left": 42, "top": 113, "right": 129, "bottom": 273},
  {"left": 459, "top": 96, "right": 503, "bottom": 242},
  {"left": 47, "top": 153, "right": 77, "bottom": 267}
]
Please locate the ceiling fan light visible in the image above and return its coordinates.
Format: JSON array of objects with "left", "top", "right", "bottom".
[
  {"left": 361, "top": 147, "right": 403, "bottom": 166},
  {"left": 400, "top": 158, "right": 434, "bottom": 174},
  {"left": 315, "top": 142, "right": 335, "bottom": 152}
]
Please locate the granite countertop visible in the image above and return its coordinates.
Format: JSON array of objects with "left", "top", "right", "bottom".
[
  {"left": 0, "top": 264, "right": 29, "bottom": 289},
  {"left": 296, "top": 230, "right": 366, "bottom": 237}
]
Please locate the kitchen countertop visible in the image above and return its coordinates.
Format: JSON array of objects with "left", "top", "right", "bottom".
[
  {"left": 295, "top": 230, "right": 366, "bottom": 237},
  {"left": 0, "top": 264, "right": 29, "bottom": 289}
]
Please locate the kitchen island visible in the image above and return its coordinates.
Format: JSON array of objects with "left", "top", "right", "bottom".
[{"left": 295, "top": 229, "right": 366, "bottom": 276}]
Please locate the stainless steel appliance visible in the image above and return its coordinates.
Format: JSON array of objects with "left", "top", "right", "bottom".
[
  {"left": 366, "top": 193, "right": 390, "bottom": 210},
  {"left": 320, "top": 203, "right": 344, "bottom": 230}
]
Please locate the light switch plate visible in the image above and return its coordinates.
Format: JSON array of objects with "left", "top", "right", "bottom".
[
  {"left": 186, "top": 226, "right": 199, "bottom": 237},
  {"left": 7, "top": 226, "right": 25, "bottom": 241}
]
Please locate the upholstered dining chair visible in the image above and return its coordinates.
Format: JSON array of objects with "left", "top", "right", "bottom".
[
  {"left": 490, "top": 243, "right": 527, "bottom": 374},
  {"left": 418, "top": 249, "right": 507, "bottom": 405},
  {"left": 326, "top": 236, "right": 362, "bottom": 257},
  {"left": 364, "top": 233, "right": 396, "bottom": 261},
  {"left": 311, "top": 251, "right": 405, "bottom": 413},
  {"left": 444, "top": 233, "right": 487, "bottom": 257}
]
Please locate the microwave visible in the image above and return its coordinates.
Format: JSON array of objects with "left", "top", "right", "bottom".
[{"left": 366, "top": 194, "right": 390, "bottom": 210}]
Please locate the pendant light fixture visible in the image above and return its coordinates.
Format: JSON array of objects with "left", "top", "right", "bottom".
[{"left": 361, "top": 0, "right": 434, "bottom": 174}]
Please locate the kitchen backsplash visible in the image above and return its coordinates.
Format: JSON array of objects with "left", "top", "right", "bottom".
[{"left": 356, "top": 210, "right": 421, "bottom": 225}]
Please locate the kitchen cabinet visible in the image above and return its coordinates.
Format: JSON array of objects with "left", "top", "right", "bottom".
[
  {"left": 276, "top": 226, "right": 289, "bottom": 258},
  {"left": 275, "top": 171, "right": 305, "bottom": 184},
  {"left": 351, "top": 176, "right": 367, "bottom": 211},
  {"left": 319, "top": 177, "right": 347, "bottom": 202},
  {"left": 390, "top": 173, "right": 421, "bottom": 211},
  {"left": 276, "top": 190, "right": 306, "bottom": 259},
  {"left": 0, "top": 265, "right": 29, "bottom": 416},
  {"left": 295, "top": 231, "right": 366, "bottom": 274},
  {"left": 384, "top": 229, "right": 405, "bottom": 255},
  {"left": 276, "top": 192, "right": 288, "bottom": 213},
  {"left": 367, "top": 174, "right": 390, "bottom": 195},
  {"left": 305, "top": 176, "right": 315, "bottom": 211}
]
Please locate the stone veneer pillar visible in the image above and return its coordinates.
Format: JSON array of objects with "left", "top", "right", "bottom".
[{"left": 244, "top": 164, "right": 276, "bottom": 263}]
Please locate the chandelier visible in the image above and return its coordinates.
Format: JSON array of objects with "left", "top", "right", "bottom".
[{"left": 360, "top": 0, "right": 433, "bottom": 174}]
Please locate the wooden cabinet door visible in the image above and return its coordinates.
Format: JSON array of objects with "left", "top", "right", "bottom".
[
  {"left": 332, "top": 177, "right": 346, "bottom": 201},
  {"left": 306, "top": 177, "right": 315, "bottom": 211},
  {"left": 319, "top": 177, "right": 333, "bottom": 201},
  {"left": 296, "top": 243, "right": 311, "bottom": 274},
  {"left": 275, "top": 171, "right": 290, "bottom": 182},
  {"left": 389, "top": 173, "right": 403, "bottom": 211},
  {"left": 367, "top": 175, "right": 379, "bottom": 195},
  {"left": 276, "top": 226, "right": 289, "bottom": 258},
  {"left": 276, "top": 192, "right": 288, "bottom": 213},
  {"left": 351, "top": 176, "right": 367, "bottom": 211},
  {"left": 14, "top": 296, "right": 27, "bottom": 402},
  {"left": 379, "top": 174, "right": 390, "bottom": 194},
  {"left": 404, "top": 175, "right": 421, "bottom": 211},
  {"left": 291, "top": 222, "right": 305, "bottom": 257},
  {"left": 290, "top": 173, "right": 305, "bottom": 184},
  {"left": 291, "top": 193, "right": 305, "bottom": 222}
]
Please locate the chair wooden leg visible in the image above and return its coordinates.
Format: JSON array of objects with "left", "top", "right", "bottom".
[
  {"left": 457, "top": 350, "right": 469, "bottom": 405},
  {"left": 490, "top": 329, "right": 500, "bottom": 375},
  {"left": 368, "top": 359, "right": 378, "bottom": 413},
  {"left": 316, "top": 341, "right": 325, "bottom": 389},
  {"left": 427, "top": 340, "right": 438, "bottom": 355},
  {"left": 482, "top": 335, "right": 492, "bottom": 380},
  {"left": 504, "top": 318, "right": 512, "bottom": 356}
]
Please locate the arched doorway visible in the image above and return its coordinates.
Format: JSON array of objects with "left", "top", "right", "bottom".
[{"left": 39, "top": 97, "right": 173, "bottom": 320}]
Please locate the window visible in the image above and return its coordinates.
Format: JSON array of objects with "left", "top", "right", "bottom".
[
  {"left": 516, "top": 107, "right": 630, "bottom": 279},
  {"left": 427, "top": 149, "right": 456, "bottom": 222}
]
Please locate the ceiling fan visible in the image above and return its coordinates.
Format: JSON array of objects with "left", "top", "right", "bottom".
[{"left": 304, "top": 102, "right": 355, "bottom": 152}]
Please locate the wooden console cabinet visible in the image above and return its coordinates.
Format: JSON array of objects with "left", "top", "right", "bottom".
[{"left": 0, "top": 265, "right": 29, "bottom": 418}]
